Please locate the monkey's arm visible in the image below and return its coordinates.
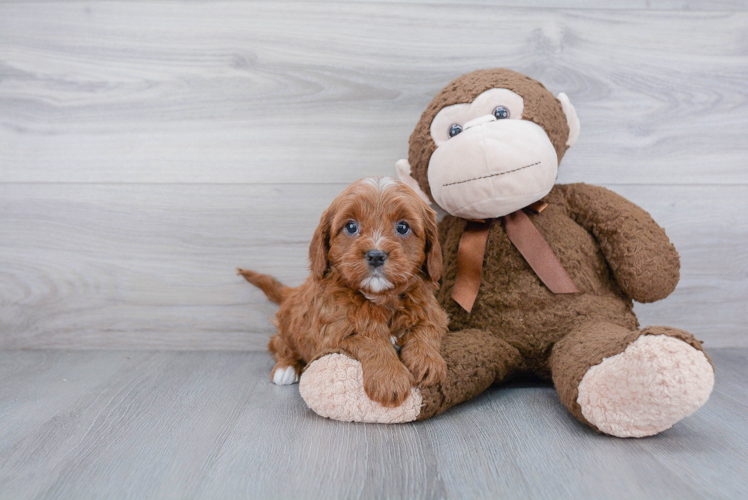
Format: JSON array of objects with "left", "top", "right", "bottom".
[{"left": 560, "top": 183, "right": 680, "bottom": 303}]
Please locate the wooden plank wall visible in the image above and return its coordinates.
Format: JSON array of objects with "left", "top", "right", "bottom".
[{"left": 1, "top": 1, "right": 746, "bottom": 350}]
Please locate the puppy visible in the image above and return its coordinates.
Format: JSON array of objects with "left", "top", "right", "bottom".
[{"left": 239, "top": 176, "right": 448, "bottom": 407}]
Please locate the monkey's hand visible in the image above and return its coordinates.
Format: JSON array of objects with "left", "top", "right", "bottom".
[{"left": 562, "top": 183, "right": 680, "bottom": 303}]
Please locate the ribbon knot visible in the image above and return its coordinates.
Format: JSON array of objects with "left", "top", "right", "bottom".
[{"left": 451, "top": 203, "right": 579, "bottom": 313}]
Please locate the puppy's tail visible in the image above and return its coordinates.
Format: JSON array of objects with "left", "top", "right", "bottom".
[{"left": 237, "top": 268, "right": 291, "bottom": 305}]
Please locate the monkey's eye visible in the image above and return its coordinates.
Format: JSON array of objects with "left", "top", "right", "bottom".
[
  {"left": 493, "top": 106, "right": 509, "bottom": 120},
  {"left": 396, "top": 221, "right": 410, "bottom": 236},
  {"left": 344, "top": 220, "right": 358, "bottom": 235},
  {"left": 448, "top": 124, "right": 463, "bottom": 137}
]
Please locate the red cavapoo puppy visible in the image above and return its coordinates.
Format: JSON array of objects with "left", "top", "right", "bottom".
[{"left": 239, "top": 176, "right": 448, "bottom": 407}]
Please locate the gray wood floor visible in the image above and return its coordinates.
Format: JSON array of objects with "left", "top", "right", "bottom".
[{"left": 0, "top": 348, "right": 745, "bottom": 500}]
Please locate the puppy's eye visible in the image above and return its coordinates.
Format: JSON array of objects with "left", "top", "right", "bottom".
[
  {"left": 396, "top": 221, "right": 410, "bottom": 236},
  {"left": 344, "top": 220, "right": 358, "bottom": 235},
  {"left": 493, "top": 106, "right": 509, "bottom": 120},
  {"left": 448, "top": 124, "right": 463, "bottom": 138}
]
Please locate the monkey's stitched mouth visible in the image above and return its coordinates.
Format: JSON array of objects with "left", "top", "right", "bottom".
[{"left": 442, "top": 161, "right": 541, "bottom": 187}]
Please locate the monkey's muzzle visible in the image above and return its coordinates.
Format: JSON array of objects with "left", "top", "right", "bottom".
[{"left": 427, "top": 119, "right": 559, "bottom": 219}]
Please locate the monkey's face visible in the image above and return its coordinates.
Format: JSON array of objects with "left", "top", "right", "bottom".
[
  {"left": 427, "top": 88, "right": 559, "bottom": 219},
  {"left": 396, "top": 69, "right": 579, "bottom": 220}
]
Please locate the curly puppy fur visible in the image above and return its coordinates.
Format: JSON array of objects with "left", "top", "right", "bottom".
[{"left": 239, "top": 177, "right": 448, "bottom": 407}]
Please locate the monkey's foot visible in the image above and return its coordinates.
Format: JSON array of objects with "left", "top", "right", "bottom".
[
  {"left": 299, "top": 353, "right": 422, "bottom": 423},
  {"left": 577, "top": 335, "right": 714, "bottom": 438}
]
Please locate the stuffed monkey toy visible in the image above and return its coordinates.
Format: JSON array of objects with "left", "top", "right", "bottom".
[{"left": 299, "top": 68, "right": 714, "bottom": 437}]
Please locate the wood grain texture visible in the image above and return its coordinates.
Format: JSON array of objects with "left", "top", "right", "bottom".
[
  {"left": 0, "top": 349, "right": 746, "bottom": 500},
  {"left": 0, "top": 2, "right": 746, "bottom": 186},
  {"left": 0, "top": 183, "right": 745, "bottom": 350},
  {"left": 3, "top": 0, "right": 747, "bottom": 10},
  {"left": 0, "top": 183, "right": 338, "bottom": 350},
  {"left": 336, "top": 0, "right": 748, "bottom": 9},
  {"left": 0, "top": 1, "right": 745, "bottom": 350}
]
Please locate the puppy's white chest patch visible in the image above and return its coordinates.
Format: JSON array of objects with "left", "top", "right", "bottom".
[{"left": 360, "top": 276, "right": 394, "bottom": 293}]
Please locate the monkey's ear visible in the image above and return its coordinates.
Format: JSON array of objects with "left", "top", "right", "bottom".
[
  {"left": 421, "top": 205, "right": 443, "bottom": 283},
  {"left": 557, "top": 93, "right": 580, "bottom": 147},
  {"left": 309, "top": 207, "right": 332, "bottom": 281},
  {"left": 396, "top": 159, "right": 432, "bottom": 205}
]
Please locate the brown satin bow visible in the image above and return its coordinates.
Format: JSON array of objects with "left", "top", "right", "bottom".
[{"left": 451, "top": 201, "right": 579, "bottom": 313}]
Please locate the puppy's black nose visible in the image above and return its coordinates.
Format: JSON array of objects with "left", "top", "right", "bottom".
[{"left": 365, "top": 250, "right": 387, "bottom": 268}]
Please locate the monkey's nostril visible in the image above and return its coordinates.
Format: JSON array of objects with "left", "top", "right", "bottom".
[{"left": 365, "top": 250, "right": 387, "bottom": 268}]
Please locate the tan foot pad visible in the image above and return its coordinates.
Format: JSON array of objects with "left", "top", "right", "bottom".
[
  {"left": 578, "top": 335, "right": 715, "bottom": 438},
  {"left": 299, "top": 353, "right": 422, "bottom": 423}
]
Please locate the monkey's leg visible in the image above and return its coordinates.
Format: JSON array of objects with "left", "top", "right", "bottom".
[
  {"left": 298, "top": 347, "right": 423, "bottom": 424},
  {"left": 416, "top": 329, "right": 521, "bottom": 420},
  {"left": 550, "top": 322, "right": 714, "bottom": 438},
  {"left": 298, "top": 330, "right": 522, "bottom": 423}
]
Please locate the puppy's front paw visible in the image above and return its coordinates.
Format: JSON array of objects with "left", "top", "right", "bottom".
[
  {"left": 401, "top": 346, "right": 447, "bottom": 387},
  {"left": 363, "top": 363, "right": 415, "bottom": 408},
  {"left": 271, "top": 365, "right": 299, "bottom": 385}
]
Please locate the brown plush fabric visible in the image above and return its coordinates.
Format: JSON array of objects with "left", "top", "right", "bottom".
[
  {"left": 563, "top": 184, "right": 680, "bottom": 303},
  {"left": 413, "top": 181, "right": 707, "bottom": 427},
  {"left": 417, "top": 329, "right": 522, "bottom": 420},
  {"left": 437, "top": 184, "right": 669, "bottom": 372},
  {"left": 408, "top": 68, "right": 570, "bottom": 202},
  {"left": 394, "top": 69, "right": 714, "bottom": 434},
  {"left": 550, "top": 323, "right": 713, "bottom": 430}
]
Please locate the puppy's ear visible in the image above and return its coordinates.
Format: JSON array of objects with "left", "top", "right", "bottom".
[
  {"left": 309, "top": 207, "right": 333, "bottom": 280},
  {"left": 421, "top": 205, "right": 442, "bottom": 283}
]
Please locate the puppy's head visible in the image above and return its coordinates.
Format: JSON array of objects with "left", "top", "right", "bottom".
[{"left": 309, "top": 177, "right": 442, "bottom": 295}]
